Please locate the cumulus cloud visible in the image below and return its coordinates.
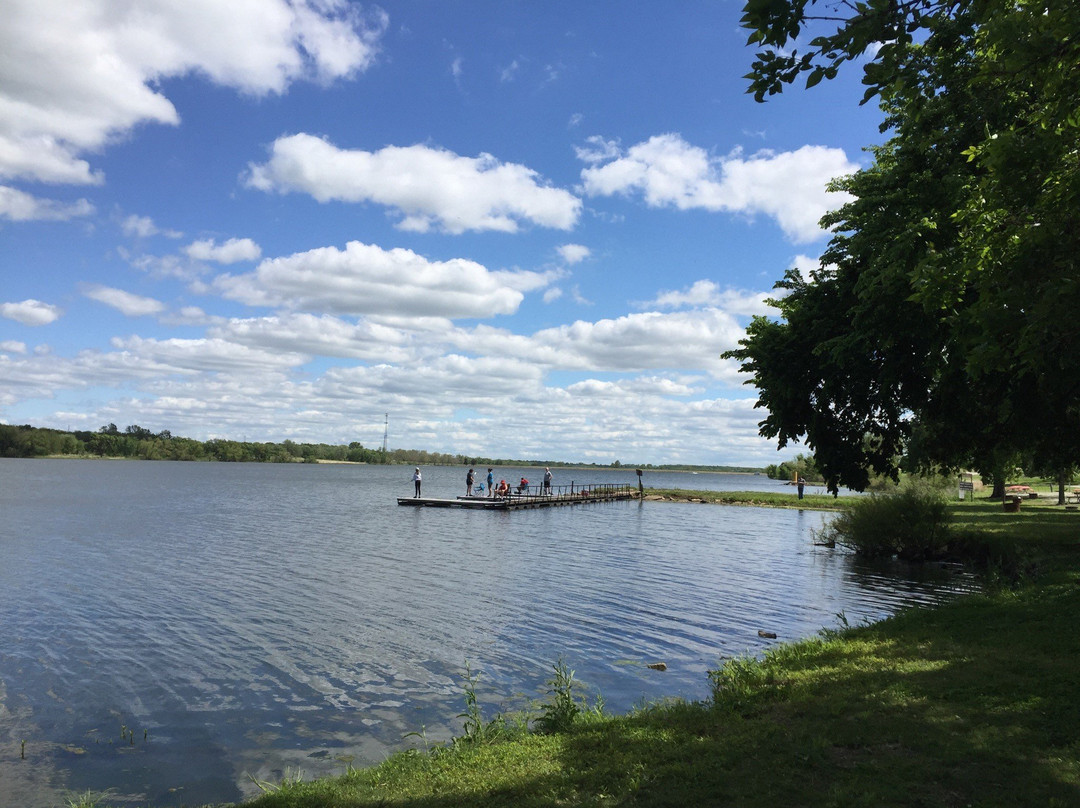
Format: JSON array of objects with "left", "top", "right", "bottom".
[
  {"left": 0, "top": 0, "right": 388, "bottom": 185},
  {"left": 574, "top": 135, "right": 621, "bottom": 165},
  {"left": 451, "top": 307, "right": 746, "bottom": 378},
  {"left": 121, "top": 214, "right": 182, "bottom": 239},
  {"left": 648, "top": 280, "right": 772, "bottom": 315},
  {"left": 0, "top": 340, "right": 28, "bottom": 354},
  {"left": 108, "top": 335, "right": 308, "bottom": 374},
  {"left": 83, "top": 285, "right": 166, "bottom": 317},
  {"left": 159, "top": 306, "right": 227, "bottom": 327},
  {"left": 215, "top": 240, "right": 558, "bottom": 318},
  {"left": 120, "top": 250, "right": 202, "bottom": 281},
  {"left": 557, "top": 244, "right": 591, "bottom": 265},
  {"left": 0, "top": 299, "right": 63, "bottom": 325},
  {"left": 530, "top": 309, "right": 746, "bottom": 374},
  {"left": 0, "top": 186, "right": 94, "bottom": 221},
  {"left": 245, "top": 134, "right": 582, "bottom": 233},
  {"left": 185, "top": 237, "right": 262, "bottom": 264},
  {"left": 211, "top": 313, "right": 416, "bottom": 362},
  {"left": 319, "top": 354, "right": 543, "bottom": 404},
  {"left": 579, "top": 133, "right": 858, "bottom": 243}
]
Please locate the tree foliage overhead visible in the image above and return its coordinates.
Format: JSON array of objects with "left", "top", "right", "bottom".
[{"left": 727, "top": 0, "right": 1080, "bottom": 492}]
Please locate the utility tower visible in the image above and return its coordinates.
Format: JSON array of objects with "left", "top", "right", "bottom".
[{"left": 381, "top": 413, "right": 388, "bottom": 455}]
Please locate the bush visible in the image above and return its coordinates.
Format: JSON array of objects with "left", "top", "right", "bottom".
[{"left": 818, "top": 482, "right": 952, "bottom": 560}]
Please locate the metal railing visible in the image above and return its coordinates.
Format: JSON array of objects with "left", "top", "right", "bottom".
[{"left": 493, "top": 481, "right": 636, "bottom": 501}]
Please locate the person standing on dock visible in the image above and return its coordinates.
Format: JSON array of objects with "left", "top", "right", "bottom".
[
  {"left": 413, "top": 467, "right": 422, "bottom": 498},
  {"left": 543, "top": 467, "right": 553, "bottom": 495},
  {"left": 486, "top": 467, "right": 494, "bottom": 497},
  {"left": 466, "top": 467, "right": 475, "bottom": 496}
]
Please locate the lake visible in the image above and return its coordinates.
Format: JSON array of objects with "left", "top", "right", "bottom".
[{"left": 0, "top": 460, "right": 971, "bottom": 807}]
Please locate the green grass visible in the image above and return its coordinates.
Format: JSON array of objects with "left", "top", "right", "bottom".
[
  {"left": 643, "top": 487, "right": 849, "bottom": 510},
  {"left": 70, "top": 497, "right": 1080, "bottom": 807}
]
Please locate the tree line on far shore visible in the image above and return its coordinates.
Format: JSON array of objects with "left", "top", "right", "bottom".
[
  {"left": 0, "top": 422, "right": 761, "bottom": 473},
  {"left": 0, "top": 422, "right": 392, "bottom": 464}
]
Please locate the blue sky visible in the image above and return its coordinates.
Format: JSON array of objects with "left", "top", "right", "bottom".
[{"left": 1, "top": 0, "right": 884, "bottom": 466}]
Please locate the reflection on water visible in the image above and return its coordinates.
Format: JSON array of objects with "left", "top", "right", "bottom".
[{"left": 0, "top": 460, "right": 972, "bottom": 806}]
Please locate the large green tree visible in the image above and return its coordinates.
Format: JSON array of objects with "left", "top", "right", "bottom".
[{"left": 727, "top": 0, "right": 1080, "bottom": 492}]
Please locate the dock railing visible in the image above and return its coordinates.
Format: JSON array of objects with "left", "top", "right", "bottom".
[{"left": 502, "top": 481, "right": 637, "bottom": 502}]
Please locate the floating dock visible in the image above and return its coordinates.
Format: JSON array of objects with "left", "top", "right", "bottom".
[{"left": 398, "top": 482, "right": 638, "bottom": 510}]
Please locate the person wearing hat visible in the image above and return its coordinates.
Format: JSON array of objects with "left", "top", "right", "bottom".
[{"left": 413, "top": 467, "right": 422, "bottom": 498}]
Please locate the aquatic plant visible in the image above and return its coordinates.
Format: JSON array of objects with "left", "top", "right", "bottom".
[{"left": 533, "top": 656, "right": 604, "bottom": 734}]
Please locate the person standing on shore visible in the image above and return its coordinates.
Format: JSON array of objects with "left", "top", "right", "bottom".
[
  {"left": 413, "top": 467, "right": 422, "bottom": 498},
  {"left": 486, "top": 467, "right": 494, "bottom": 497},
  {"left": 466, "top": 467, "right": 475, "bottom": 496},
  {"left": 796, "top": 474, "right": 805, "bottom": 500}
]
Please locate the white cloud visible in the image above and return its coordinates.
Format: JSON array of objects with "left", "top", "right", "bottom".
[
  {"left": 790, "top": 253, "right": 820, "bottom": 282},
  {"left": 246, "top": 134, "right": 582, "bottom": 233},
  {"left": 574, "top": 135, "right": 620, "bottom": 165},
  {"left": 120, "top": 250, "right": 202, "bottom": 281},
  {"left": 500, "top": 59, "right": 520, "bottom": 83},
  {"left": 108, "top": 335, "right": 308, "bottom": 374},
  {"left": 0, "top": 0, "right": 388, "bottom": 185},
  {"left": 530, "top": 309, "right": 746, "bottom": 375},
  {"left": 0, "top": 299, "right": 63, "bottom": 325},
  {"left": 0, "top": 186, "right": 94, "bottom": 221},
  {"left": 215, "top": 240, "right": 557, "bottom": 318},
  {"left": 579, "top": 133, "right": 857, "bottom": 243},
  {"left": 83, "top": 285, "right": 165, "bottom": 317},
  {"left": 648, "top": 281, "right": 772, "bottom": 315},
  {"left": 453, "top": 307, "right": 746, "bottom": 378},
  {"left": 557, "top": 244, "right": 591, "bottom": 265},
  {"left": 211, "top": 313, "right": 416, "bottom": 362},
  {"left": 159, "top": 306, "right": 226, "bottom": 327},
  {"left": 185, "top": 237, "right": 262, "bottom": 264},
  {"left": 121, "top": 214, "right": 182, "bottom": 239},
  {"left": 0, "top": 340, "right": 27, "bottom": 354}
]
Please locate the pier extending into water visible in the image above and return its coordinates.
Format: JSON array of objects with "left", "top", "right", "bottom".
[{"left": 397, "top": 482, "right": 639, "bottom": 510}]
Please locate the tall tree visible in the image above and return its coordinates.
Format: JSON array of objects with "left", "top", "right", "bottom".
[{"left": 727, "top": 0, "right": 1080, "bottom": 491}]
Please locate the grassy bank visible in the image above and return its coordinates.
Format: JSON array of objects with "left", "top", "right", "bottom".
[
  {"left": 643, "top": 486, "right": 849, "bottom": 510},
  {"left": 78, "top": 499, "right": 1080, "bottom": 807}
]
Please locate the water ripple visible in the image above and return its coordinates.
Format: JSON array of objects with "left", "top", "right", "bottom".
[{"left": 0, "top": 460, "right": 972, "bottom": 807}]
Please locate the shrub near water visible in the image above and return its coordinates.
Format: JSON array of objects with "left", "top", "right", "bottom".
[{"left": 818, "top": 482, "right": 952, "bottom": 560}]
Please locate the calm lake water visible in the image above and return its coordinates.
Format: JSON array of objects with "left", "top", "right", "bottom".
[{"left": 0, "top": 460, "right": 971, "bottom": 807}]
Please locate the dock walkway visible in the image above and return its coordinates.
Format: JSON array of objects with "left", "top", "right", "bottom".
[{"left": 398, "top": 482, "right": 638, "bottom": 510}]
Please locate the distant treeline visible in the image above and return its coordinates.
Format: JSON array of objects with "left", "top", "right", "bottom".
[
  {"left": 764, "top": 453, "right": 821, "bottom": 482},
  {"left": 0, "top": 422, "right": 763, "bottom": 472}
]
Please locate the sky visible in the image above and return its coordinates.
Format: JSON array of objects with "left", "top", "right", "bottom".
[{"left": 0, "top": 0, "right": 886, "bottom": 466}]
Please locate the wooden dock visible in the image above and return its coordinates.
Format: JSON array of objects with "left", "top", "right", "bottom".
[{"left": 398, "top": 482, "right": 638, "bottom": 510}]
